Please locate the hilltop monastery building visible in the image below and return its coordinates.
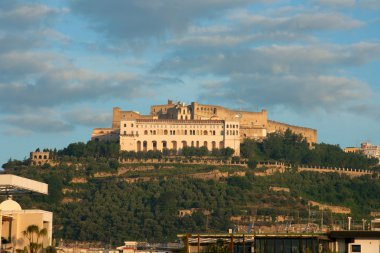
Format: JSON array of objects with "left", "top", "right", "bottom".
[{"left": 92, "top": 100, "right": 317, "bottom": 156}]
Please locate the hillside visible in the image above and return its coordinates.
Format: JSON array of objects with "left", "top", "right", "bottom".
[{"left": 2, "top": 131, "right": 380, "bottom": 245}]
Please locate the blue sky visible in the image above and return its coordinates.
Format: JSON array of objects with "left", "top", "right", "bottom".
[{"left": 0, "top": 0, "right": 380, "bottom": 164}]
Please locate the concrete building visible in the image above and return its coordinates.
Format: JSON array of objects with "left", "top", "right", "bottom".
[
  {"left": 179, "top": 231, "right": 380, "bottom": 253},
  {"left": 329, "top": 231, "right": 380, "bottom": 253},
  {"left": 0, "top": 175, "right": 52, "bottom": 252},
  {"left": 92, "top": 100, "right": 318, "bottom": 153}
]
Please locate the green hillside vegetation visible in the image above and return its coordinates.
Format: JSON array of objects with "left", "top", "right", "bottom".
[
  {"left": 241, "top": 129, "right": 379, "bottom": 170},
  {"left": 1, "top": 130, "right": 380, "bottom": 245}
]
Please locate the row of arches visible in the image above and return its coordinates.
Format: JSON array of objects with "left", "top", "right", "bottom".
[
  {"left": 33, "top": 155, "right": 48, "bottom": 159},
  {"left": 136, "top": 140, "right": 224, "bottom": 152}
]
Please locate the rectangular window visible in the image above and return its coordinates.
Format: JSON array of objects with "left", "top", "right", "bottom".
[{"left": 351, "top": 245, "right": 361, "bottom": 253}]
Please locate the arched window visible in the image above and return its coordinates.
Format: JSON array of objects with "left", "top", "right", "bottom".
[
  {"left": 172, "top": 141, "right": 177, "bottom": 150},
  {"left": 144, "top": 130, "right": 148, "bottom": 135},
  {"left": 152, "top": 141, "right": 157, "bottom": 151},
  {"left": 204, "top": 130, "right": 208, "bottom": 135},
  {"left": 137, "top": 141, "right": 142, "bottom": 152},
  {"left": 143, "top": 141, "right": 148, "bottom": 152}
]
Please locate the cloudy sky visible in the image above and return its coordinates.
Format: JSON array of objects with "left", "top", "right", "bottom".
[{"left": 1, "top": 0, "right": 379, "bottom": 164}]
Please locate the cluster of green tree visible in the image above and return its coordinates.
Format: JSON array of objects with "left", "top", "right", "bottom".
[
  {"left": 56, "top": 141, "right": 120, "bottom": 159},
  {"left": 120, "top": 147, "right": 235, "bottom": 160},
  {"left": 2, "top": 158, "right": 29, "bottom": 169},
  {"left": 241, "top": 129, "right": 379, "bottom": 170},
  {"left": 120, "top": 150, "right": 163, "bottom": 159},
  {"left": 6, "top": 159, "right": 380, "bottom": 245},
  {"left": 182, "top": 147, "right": 234, "bottom": 158}
]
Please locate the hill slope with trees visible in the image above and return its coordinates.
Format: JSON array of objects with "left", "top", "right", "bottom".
[{"left": 2, "top": 131, "right": 380, "bottom": 245}]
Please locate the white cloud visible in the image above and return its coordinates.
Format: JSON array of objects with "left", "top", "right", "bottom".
[
  {"left": 64, "top": 108, "right": 112, "bottom": 127},
  {"left": 69, "top": 0, "right": 265, "bottom": 42}
]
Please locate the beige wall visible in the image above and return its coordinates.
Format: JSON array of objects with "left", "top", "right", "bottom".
[
  {"left": 91, "top": 128, "right": 120, "bottom": 142},
  {"left": 267, "top": 120, "right": 317, "bottom": 145},
  {"left": 120, "top": 119, "right": 240, "bottom": 155},
  {"left": 1, "top": 210, "right": 53, "bottom": 251},
  {"left": 30, "top": 152, "right": 50, "bottom": 165},
  {"left": 112, "top": 107, "right": 154, "bottom": 129}
]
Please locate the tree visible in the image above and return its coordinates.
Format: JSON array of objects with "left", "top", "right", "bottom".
[{"left": 22, "top": 225, "right": 47, "bottom": 253}]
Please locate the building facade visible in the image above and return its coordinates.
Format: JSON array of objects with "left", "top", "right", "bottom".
[
  {"left": 92, "top": 100, "right": 318, "bottom": 154},
  {"left": 120, "top": 119, "right": 240, "bottom": 156},
  {"left": 361, "top": 142, "right": 380, "bottom": 161}
]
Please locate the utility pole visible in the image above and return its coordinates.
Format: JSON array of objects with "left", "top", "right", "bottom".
[{"left": 348, "top": 217, "right": 352, "bottom": 231}]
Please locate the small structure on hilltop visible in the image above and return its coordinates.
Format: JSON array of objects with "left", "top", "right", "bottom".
[
  {"left": 30, "top": 151, "right": 51, "bottom": 165},
  {"left": 0, "top": 174, "right": 52, "bottom": 251}
]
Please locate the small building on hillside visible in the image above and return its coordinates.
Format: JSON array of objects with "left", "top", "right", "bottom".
[{"left": 30, "top": 151, "right": 50, "bottom": 165}]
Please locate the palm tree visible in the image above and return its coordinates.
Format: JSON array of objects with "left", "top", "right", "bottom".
[{"left": 22, "top": 225, "right": 48, "bottom": 253}]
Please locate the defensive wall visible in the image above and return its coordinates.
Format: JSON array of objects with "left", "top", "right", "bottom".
[
  {"left": 116, "top": 158, "right": 376, "bottom": 178},
  {"left": 298, "top": 165, "right": 373, "bottom": 178},
  {"left": 267, "top": 120, "right": 317, "bottom": 145}
]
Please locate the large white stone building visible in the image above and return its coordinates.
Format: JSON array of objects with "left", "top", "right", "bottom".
[
  {"left": 120, "top": 119, "right": 240, "bottom": 156},
  {"left": 92, "top": 100, "right": 318, "bottom": 150}
]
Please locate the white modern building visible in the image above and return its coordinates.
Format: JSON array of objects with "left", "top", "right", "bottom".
[{"left": 0, "top": 174, "right": 53, "bottom": 251}]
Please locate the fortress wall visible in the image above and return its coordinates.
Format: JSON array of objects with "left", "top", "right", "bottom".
[
  {"left": 267, "top": 120, "right": 317, "bottom": 144},
  {"left": 150, "top": 104, "right": 176, "bottom": 117},
  {"left": 192, "top": 102, "right": 268, "bottom": 126},
  {"left": 191, "top": 102, "right": 225, "bottom": 120},
  {"left": 112, "top": 107, "right": 121, "bottom": 128},
  {"left": 91, "top": 128, "right": 120, "bottom": 142},
  {"left": 112, "top": 107, "right": 153, "bottom": 128}
]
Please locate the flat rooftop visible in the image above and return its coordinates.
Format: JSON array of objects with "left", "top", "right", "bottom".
[{"left": 0, "top": 174, "right": 48, "bottom": 195}]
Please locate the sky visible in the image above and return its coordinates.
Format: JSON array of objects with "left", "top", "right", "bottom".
[{"left": 0, "top": 0, "right": 380, "bottom": 165}]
